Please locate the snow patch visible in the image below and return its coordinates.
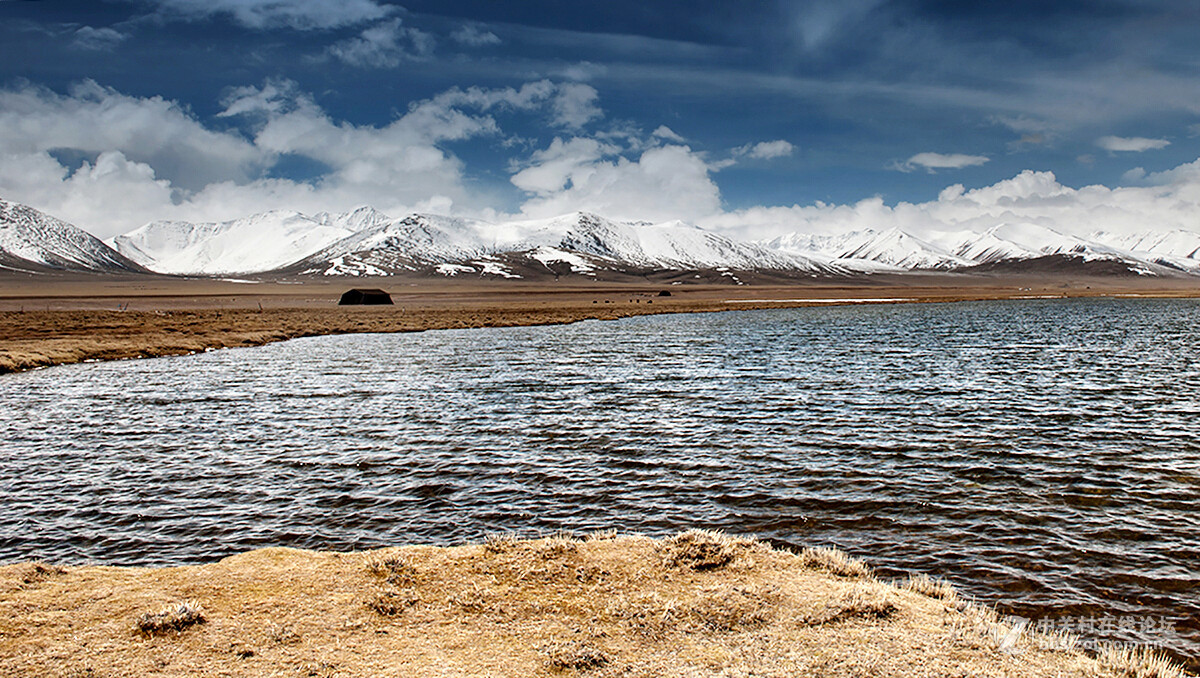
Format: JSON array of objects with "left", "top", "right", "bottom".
[
  {"left": 435, "top": 263, "right": 475, "bottom": 276},
  {"left": 529, "top": 246, "right": 597, "bottom": 274},
  {"left": 472, "top": 260, "right": 521, "bottom": 278}
]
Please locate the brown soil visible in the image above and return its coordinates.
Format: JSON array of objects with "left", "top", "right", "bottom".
[
  {"left": 3, "top": 273, "right": 1199, "bottom": 375},
  {"left": 0, "top": 531, "right": 1189, "bottom": 677}
]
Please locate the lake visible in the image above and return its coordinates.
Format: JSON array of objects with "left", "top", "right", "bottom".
[{"left": 1, "top": 298, "right": 1197, "bottom": 666}]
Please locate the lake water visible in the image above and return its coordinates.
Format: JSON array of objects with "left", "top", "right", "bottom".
[{"left": 1, "top": 298, "right": 1197, "bottom": 666}]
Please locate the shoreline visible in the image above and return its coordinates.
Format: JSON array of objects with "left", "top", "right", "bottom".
[
  {"left": 4, "top": 274, "right": 1200, "bottom": 375},
  {"left": 0, "top": 531, "right": 1190, "bottom": 677}
]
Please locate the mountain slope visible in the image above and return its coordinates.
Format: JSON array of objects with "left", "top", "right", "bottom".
[
  {"left": 110, "top": 207, "right": 391, "bottom": 275},
  {"left": 763, "top": 227, "right": 968, "bottom": 271},
  {"left": 0, "top": 198, "right": 148, "bottom": 274},
  {"left": 1089, "top": 229, "right": 1200, "bottom": 272},
  {"left": 291, "top": 212, "right": 842, "bottom": 279},
  {"left": 837, "top": 227, "right": 970, "bottom": 269}
]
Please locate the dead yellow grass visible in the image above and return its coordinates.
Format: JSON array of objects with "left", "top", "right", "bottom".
[{"left": 0, "top": 530, "right": 1190, "bottom": 677}]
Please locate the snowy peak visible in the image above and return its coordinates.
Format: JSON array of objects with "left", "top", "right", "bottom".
[
  {"left": 290, "top": 210, "right": 840, "bottom": 278},
  {"left": 0, "top": 198, "right": 146, "bottom": 274},
  {"left": 93, "top": 202, "right": 1200, "bottom": 279},
  {"left": 111, "top": 209, "right": 385, "bottom": 275},
  {"left": 312, "top": 205, "right": 394, "bottom": 232},
  {"left": 838, "top": 227, "right": 968, "bottom": 269},
  {"left": 765, "top": 227, "right": 967, "bottom": 270},
  {"left": 1091, "top": 229, "right": 1200, "bottom": 262}
]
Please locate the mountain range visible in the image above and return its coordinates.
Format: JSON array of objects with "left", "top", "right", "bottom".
[{"left": 3, "top": 196, "right": 1200, "bottom": 280}]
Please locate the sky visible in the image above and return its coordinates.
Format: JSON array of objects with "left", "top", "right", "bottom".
[{"left": 3, "top": 0, "right": 1200, "bottom": 240}]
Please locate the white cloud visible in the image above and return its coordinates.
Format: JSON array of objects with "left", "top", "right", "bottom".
[
  {"left": 652, "top": 126, "right": 685, "bottom": 143},
  {"left": 550, "top": 83, "right": 602, "bottom": 129},
  {"left": 1096, "top": 135, "right": 1170, "bottom": 152},
  {"left": 733, "top": 140, "right": 795, "bottom": 160},
  {"left": 450, "top": 25, "right": 500, "bottom": 47},
  {"left": 0, "top": 80, "right": 262, "bottom": 190},
  {"left": 72, "top": 26, "right": 129, "bottom": 51},
  {"left": 511, "top": 137, "right": 616, "bottom": 195},
  {"left": 8, "top": 77, "right": 1200, "bottom": 251},
  {"left": 326, "top": 18, "right": 434, "bottom": 68},
  {"left": 136, "top": 0, "right": 393, "bottom": 30},
  {"left": 513, "top": 140, "right": 722, "bottom": 223},
  {"left": 894, "top": 152, "right": 989, "bottom": 173},
  {"left": 702, "top": 166, "right": 1200, "bottom": 243},
  {"left": 0, "top": 79, "right": 613, "bottom": 237}
]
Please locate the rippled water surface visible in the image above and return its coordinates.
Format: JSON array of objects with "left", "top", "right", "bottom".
[{"left": 2, "top": 298, "right": 1198, "bottom": 665}]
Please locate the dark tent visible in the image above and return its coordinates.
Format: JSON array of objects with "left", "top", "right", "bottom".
[{"left": 339, "top": 288, "right": 393, "bottom": 305}]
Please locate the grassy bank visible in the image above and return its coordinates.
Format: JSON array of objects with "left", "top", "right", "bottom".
[
  {"left": 0, "top": 531, "right": 1189, "bottom": 677},
  {"left": 4, "top": 276, "right": 1200, "bottom": 375}
]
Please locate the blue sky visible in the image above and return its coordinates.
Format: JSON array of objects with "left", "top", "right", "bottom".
[{"left": 3, "top": 0, "right": 1200, "bottom": 239}]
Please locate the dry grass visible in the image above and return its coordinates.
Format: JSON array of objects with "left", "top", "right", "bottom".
[
  {"left": 0, "top": 532, "right": 1192, "bottom": 677},
  {"left": 133, "top": 601, "right": 206, "bottom": 636},
  {"left": 797, "top": 545, "right": 873, "bottom": 578},
  {"left": 901, "top": 572, "right": 959, "bottom": 604},
  {"left": 540, "top": 640, "right": 610, "bottom": 671},
  {"left": 1099, "top": 645, "right": 1190, "bottom": 678},
  {"left": 659, "top": 529, "right": 762, "bottom": 571},
  {"left": 805, "top": 586, "right": 898, "bottom": 626}
]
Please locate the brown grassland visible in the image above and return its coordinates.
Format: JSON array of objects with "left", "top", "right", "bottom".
[
  {"left": 3, "top": 272, "right": 1199, "bottom": 375},
  {"left": 0, "top": 531, "right": 1191, "bottom": 677}
]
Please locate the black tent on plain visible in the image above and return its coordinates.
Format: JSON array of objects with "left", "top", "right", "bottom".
[{"left": 339, "top": 288, "right": 393, "bottom": 305}]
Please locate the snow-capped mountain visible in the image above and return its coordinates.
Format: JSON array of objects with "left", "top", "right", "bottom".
[
  {"left": 21, "top": 195, "right": 1192, "bottom": 279},
  {"left": 109, "top": 207, "right": 391, "bottom": 275},
  {"left": 943, "top": 223, "right": 1163, "bottom": 274},
  {"left": 762, "top": 221, "right": 1193, "bottom": 276},
  {"left": 0, "top": 198, "right": 147, "bottom": 274},
  {"left": 1089, "top": 229, "right": 1200, "bottom": 272},
  {"left": 837, "top": 227, "right": 970, "bottom": 270},
  {"left": 765, "top": 227, "right": 968, "bottom": 270},
  {"left": 289, "top": 211, "right": 841, "bottom": 278}
]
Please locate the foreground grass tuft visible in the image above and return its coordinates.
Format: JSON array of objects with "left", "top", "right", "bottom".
[
  {"left": 1099, "top": 645, "right": 1190, "bottom": 678},
  {"left": 798, "top": 546, "right": 873, "bottom": 578},
  {"left": 901, "top": 572, "right": 959, "bottom": 604},
  {"left": 806, "top": 587, "right": 897, "bottom": 626},
  {"left": 366, "top": 553, "right": 418, "bottom": 585},
  {"left": 660, "top": 529, "right": 759, "bottom": 571},
  {"left": 541, "top": 640, "right": 610, "bottom": 671},
  {"left": 366, "top": 590, "right": 419, "bottom": 616},
  {"left": 134, "top": 601, "right": 206, "bottom": 636}
]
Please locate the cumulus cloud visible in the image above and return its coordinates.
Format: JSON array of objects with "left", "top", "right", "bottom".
[
  {"left": 0, "top": 79, "right": 615, "bottom": 237},
  {"left": 550, "top": 83, "right": 602, "bottom": 129},
  {"left": 652, "top": 126, "right": 685, "bottom": 143},
  {"left": 512, "top": 138, "right": 722, "bottom": 223},
  {"left": 0, "top": 80, "right": 262, "bottom": 191},
  {"left": 450, "top": 25, "right": 500, "bottom": 47},
  {"left": 72, "top": 26, "right": 129, "bottom": 51},
  {"left": 326, "top": 18, "right": 434, "bottom": 68},
  {"left": 134, "top": 0, "right": 393, "bottom": 30},
  {"left": 733, "top": 140, "right": 795, "bottom": 160},
  {"left": 894, "top": 152, "right": 989, "bottom": 173},
  {"left": 702, "top": 166, "right": 1200, "bottom": 244},
  {"left": 1096, "top": 135, "right": 1170, "bottom": 152}
]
